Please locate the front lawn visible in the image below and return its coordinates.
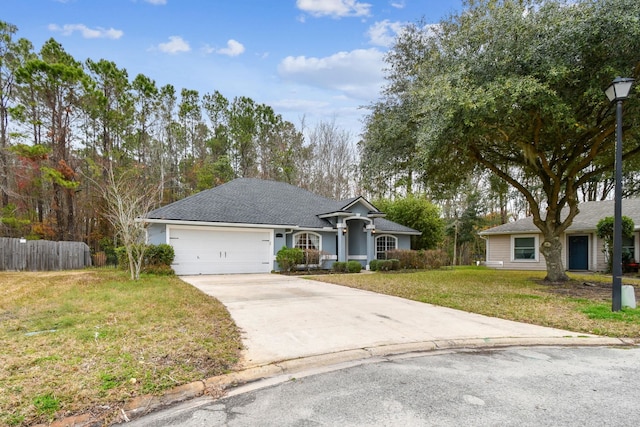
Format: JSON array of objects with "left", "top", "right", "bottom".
[
  {"left": 315, "top": 266, "right": 640, "bottom": 338},
  {"left": 0, "top": 270, "right": 241, "bottom": 426}
]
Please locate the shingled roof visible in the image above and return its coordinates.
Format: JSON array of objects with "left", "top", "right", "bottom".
[
  {"left": 480, "top": 199, "right": 640, "bottom": 235},
  {"left": 145, "top": 178, "right": 420, "bottom": 234}
]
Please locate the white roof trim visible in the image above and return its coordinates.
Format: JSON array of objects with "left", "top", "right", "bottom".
[
  {"left": 143, "top": 218, "right": 294, "bottom": 230},
  {"left": 341, "top": 196, "right": 378, "bottom": 213}
]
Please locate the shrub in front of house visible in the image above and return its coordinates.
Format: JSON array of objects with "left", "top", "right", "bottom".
[
  {"left": 115, "top": 244, "right": 176, "bottom": 275},
  {"left": 302, "top": 248, "right": 321, "bottom": 270},
  {"left": 386, "top": 249, "right": 421, "bottom": 269},
  {"left": 377, "top": 259, "right": 400, "bottom": 271},
  {"left": 381, "top": 249, "right": 449, "bottom": 270},
  {"left": 369, "top": 259, "right": 380, "bottom": 271},
  {"left": 332, "top": 261, "right": 347, "bottom": 273},
  {"left": 421, "top": 249, "right": 449, "bottom": 269},
  {"left": 277, "top": 246, "right": 305, "bottom": 272},
  {"left": 347, "top": 261, "right": 362, "bottom": 273},
  {"left": 144, "top": 244, "right": 175, "bottom": 275},
  {"left": 145, "top": 243, "right": 175, "bottom": 267}
]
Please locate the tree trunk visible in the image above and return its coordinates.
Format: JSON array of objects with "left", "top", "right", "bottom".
[{"left": 539, "top": 235, "right": 569, "bottom": 283}]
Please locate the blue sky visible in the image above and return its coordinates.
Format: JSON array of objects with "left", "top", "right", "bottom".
[{"left": 3, "top": 0, "right": 463, "bottom": 138}]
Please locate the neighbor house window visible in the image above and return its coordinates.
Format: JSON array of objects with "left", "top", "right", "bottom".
[
  {"left": 376, "top": 235, "right": 397, "bottom": 260},
  {"left": 622, "top": 235, "right": 635, "bottom": 261},
  {"left": 513, "top": 236, "right": 536, "bottom": 261}
]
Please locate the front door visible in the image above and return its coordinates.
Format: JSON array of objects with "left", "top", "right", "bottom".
[{"left": 568, "top": 235, "right": 589, "bottom": 270}]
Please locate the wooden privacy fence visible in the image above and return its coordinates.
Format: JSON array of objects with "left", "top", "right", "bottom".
[{"left": 0, "top": 237, "right": 92, "bottom": 271}]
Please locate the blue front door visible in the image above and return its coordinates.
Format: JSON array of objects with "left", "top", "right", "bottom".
[{"left": 568, "top": 235, "right": 589, "bottom": 270}]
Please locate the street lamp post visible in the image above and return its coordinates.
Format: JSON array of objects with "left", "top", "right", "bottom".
[{"left": 604, "top": 77, "right": 634, "bottom": 312}]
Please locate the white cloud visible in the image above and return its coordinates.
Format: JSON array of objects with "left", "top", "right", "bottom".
[
  {"left": 367, "top": 20, "right": 404, "bottom": 47},
  {"left": 202, "top": 40, "right": 246, "bottom": 56},
  {"left": 157, "top": 36, "right": 190, "bottom": 54},
  {"left": 201, "top": 44, "right": 215, "bottom": 54},
  {"left": 217, "top": 39, "right": 245, "bottom": 57},
  {"left": 48, "top": 23, "right": 123, "bottom": 39},
  {"left": 390, "top": 0, "right": 405, "bottom": 9},
  {"left": 144, "top": 0, "right": 167, "bottom": 5},
  {"left": 296, "top": 0, "right": 372, "bottom": 18},
  {"left": 272, "top": 98, "right": 331, "bottom": 112},
  {"left": 278, "top": 48, "right": 384, "bottom": 100}
]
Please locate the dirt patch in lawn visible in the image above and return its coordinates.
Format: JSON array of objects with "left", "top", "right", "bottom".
[{"left": 540, "top": 279, "right": 639, "bottom": 302}]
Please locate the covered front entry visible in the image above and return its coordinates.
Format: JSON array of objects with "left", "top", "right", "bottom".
[
  {"left": 568, "top": 235, "right": 589, "bottom": 270},
  {"left": 169, "top": 227, "right": 272, "bottom": 275}
]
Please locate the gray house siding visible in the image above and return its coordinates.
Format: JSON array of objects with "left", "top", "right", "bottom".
[
  {"left": 147, "top": 223, "right": 166, "bottom": 245},
  {"left": 397, "top": 235, "right": 411, "bottom": 250},
  {"left": 348, "top": 219, "right": 368, "bottom": 264}
]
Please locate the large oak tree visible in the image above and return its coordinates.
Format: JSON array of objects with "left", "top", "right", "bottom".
[{"left": 370, "top": 0, "right": 640, "bottom": 281}]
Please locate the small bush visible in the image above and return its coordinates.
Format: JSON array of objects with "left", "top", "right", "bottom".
[
  {"left": 303, "top": 248, "right": 321, "bottom": 270},
  {"left": 378, "top": 260, "right": 391, "bottom": 271},
  {"left": 143, "top": 264, "right": 175, "bottom": 276},
  {"left": 347, "top": 261, "right": 362, "bottom": 273},
  {"left": 115, "top": 246, "right": 128, "bottom": 269},
  {"left": 115, "top": 244, "right": 176, "bottom": 274},
  {"left": 145, "top": 243, "right": 175, "bottom": 266},
  {"left": 383, "top": 249, "right": 449, "bottom": 270},
  {"left": 386, "top": 249, "right": 420, "bottom": 269},
  {"left": 277, "top": 246, "right": 304, "bottom": 272},
  {"left": 369, "top": 259, "right": 380, "bottom": 271},
  {"left": 332, "top": 261, "right": 347, "bottom": 273},
  {"left": 421, "top": 249, "right": 449, "bottom": 269},
  {"left": 377, "top": 259, "right": 400, "bottom": 271}
]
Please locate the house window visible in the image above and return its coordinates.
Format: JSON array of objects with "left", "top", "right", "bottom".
[
  {"left": 622, "top": 235, "right": 635, "bottom": 262},
  {"left": 376, "top": 235, "right": 397, "bottom": 259},
  {"left": 513, "top": 236, "right": 536, "bottom": 261},
  {"left": 294, "top": 232, "right": 321, "bottom": 265},
  {"left": 294, "top": 232, "right": 320, "bottom": 250}
]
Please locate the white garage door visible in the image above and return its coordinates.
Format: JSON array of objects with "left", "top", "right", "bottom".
[{"left": 169, "top": 227, "right": 272, "bottom": 275}]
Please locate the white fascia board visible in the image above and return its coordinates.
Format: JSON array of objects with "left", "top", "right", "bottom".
[
  {"left": 341, "top": 196, "right": 378, "bottom": 212},
  {"left": 378, "top": 230, "right": 422, "bottom": 236},
  {"left": 318, "top": 211, "right": 351, "bottom": 219},
  {"left": 143, "top": 218, "right": 293, "bottom": 230}
]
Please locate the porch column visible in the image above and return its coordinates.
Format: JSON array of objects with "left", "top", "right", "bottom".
[
  {"left": 337, "top": 222, "right": 347, "bottom": 262},
  {"left": 365, "top": 224, "right": 376, "bottom": 269}
]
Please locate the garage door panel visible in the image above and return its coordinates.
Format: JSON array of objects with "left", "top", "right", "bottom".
[{"left": 169, "top": 228, "right": 272, "bottom": 275}]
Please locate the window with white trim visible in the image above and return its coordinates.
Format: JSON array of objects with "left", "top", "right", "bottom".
[
  {"left": 513, "top": 236, "right": 536, "bottom": 261},
  {"left": 294, "top": 232, "right": 321, "bottom": 264},
  {"left": 376, "top": 235, "right": 397, "bottom": 260},
  {"left": 622, "top": 235, "right": 635, "bottom": 261},
  {"left": 294, "top": 232, "right": 320, "bottom": 250}
]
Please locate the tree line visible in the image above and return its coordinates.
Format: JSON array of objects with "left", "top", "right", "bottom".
[{"left": 0, "top": 21, "right": 356, "bottom": 253}]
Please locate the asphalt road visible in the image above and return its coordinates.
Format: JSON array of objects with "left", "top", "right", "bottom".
[{"left": 127, "top": 346, "right": 640, "bottom": 426}]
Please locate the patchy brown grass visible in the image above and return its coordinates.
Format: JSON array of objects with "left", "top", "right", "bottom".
[
  {"left": 0, "top": 270, "right": 241, "bottom": 427},
  {"left": 314, "top": 266, "right": 640, "bottom": 339}
]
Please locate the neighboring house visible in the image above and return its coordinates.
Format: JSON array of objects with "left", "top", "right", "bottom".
[
  {"left": 479, "top": 199, "right": 640, "bottom": 272},
  {"left": 143, "top": 178, "right": 420, "bottom": 275}
]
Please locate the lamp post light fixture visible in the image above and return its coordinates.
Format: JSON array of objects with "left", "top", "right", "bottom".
[{"left": 605, "top": 77, "right": 634, "bottom": 312}]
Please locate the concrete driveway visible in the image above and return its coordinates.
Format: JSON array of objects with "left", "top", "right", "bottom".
[{"left": 181, "top": 274, "right": 609, "bottom": 369}]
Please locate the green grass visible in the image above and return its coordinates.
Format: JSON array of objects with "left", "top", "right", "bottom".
[
  {"left": 315, "top": 266, "right": 640, "bottom": 338},
  {"left": 0, "top": 270, "right": 242, "bottom": 427},
  {"left": 581, "top": 304, "right": 640, "bottom": 322}
]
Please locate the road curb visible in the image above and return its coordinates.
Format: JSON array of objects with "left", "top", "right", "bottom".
[{"left": 43, "top": 336, "right": 636, "bottom": 426}]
